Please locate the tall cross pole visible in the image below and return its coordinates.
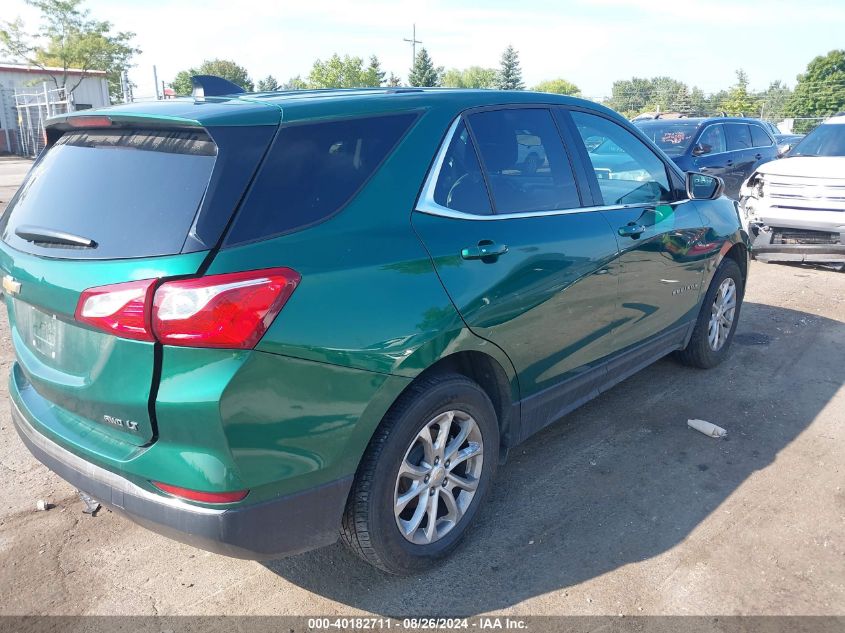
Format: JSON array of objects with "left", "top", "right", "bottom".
[{"left": 403, "top": 24, "right": 422, "bottom": 68}]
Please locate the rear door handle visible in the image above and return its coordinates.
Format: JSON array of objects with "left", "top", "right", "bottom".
[
  {"left": 755, "top": 153, "right": 762, "bottom": 160},
  {"left": 461, "top": 241, "right": 508, "bottom": 260},
  {"left": 618, "top": 223, "right": 647, "bottom": 239}
]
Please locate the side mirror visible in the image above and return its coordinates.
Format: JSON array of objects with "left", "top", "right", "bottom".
[
  {"left": 686, "top": 172, "right": 724, "bottom": 200},
  {"left": 691, "top": 143, "right": 711, "bottom": 157}
]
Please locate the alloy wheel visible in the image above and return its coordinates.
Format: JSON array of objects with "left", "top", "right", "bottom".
[{"left": 393, "top": 410, "right": 484, "bottom": 545}]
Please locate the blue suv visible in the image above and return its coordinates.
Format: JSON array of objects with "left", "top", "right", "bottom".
[{"left": 635, "top": 117, "right": 779, "bottom": 198}]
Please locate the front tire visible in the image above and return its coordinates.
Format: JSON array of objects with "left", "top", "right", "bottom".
[
  {"left": 676, "top": 257, "right": 744, "bottom": 369},
  {"left": 340, "top": 373, "right": 498, "bottom": 574}
]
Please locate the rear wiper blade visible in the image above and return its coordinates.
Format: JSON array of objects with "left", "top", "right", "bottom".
[{"left": 15, "top": 225, "right": 98, "bottom": 248}]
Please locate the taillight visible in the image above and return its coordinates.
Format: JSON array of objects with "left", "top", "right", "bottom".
[
  {"left": 153, "top": 268, "right": 300, "bottom": 349},
  {"left": 152, "top": 481, "right": 248, "bottom": 504},
  {"left": 74, "top": 268, "right": 300, "bottom": 349},
  {"left": 75, "top": 279, "right": 157, "bottom": 341}
]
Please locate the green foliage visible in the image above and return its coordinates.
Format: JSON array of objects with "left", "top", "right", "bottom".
[
  {"left": 497, "top": 45, "right": 524, "bottom": 90},
  {"left": 786, "top": 49, "right": 845, "bottom": 131},
  {"left": 721, "top": 69, "right": 758, "bottom": 116},
  {"left": 364, "top": 55, "right": 386, "bottom": 87},
  {"left": 0, "top": 0, "right": 140, "bottom": 102},
  {"left": 256, "top": 74, "right": 279, "bottom": 92},
  {"left": 604, "top": 76, "right": 684, "bottom": 117},
  {"left": 533, "top": 78, "right": 580, "bottom": 96},
  {"left": 442, "top": 66, "right": 498, "bottom": 89},
  {"left": 172, "top": 59, "right": 253, "bottom": 95},
  {"left": 307, "top": 53, "right": 384, "bottom": 88},
  {"left": 758, "top": 80, "right": 792, "bottom": 119},
  {"left": 386, "top": 72, "right": 402, "bottom": 87},
  {"left": 671, "top": 85, "right": 694, "bottom": 115},
  {"left": 408, "top": 48, "right": 442, "bottom": 87},
  {"left": 283, "top": 75, "right": 307, "bottom": 90}
]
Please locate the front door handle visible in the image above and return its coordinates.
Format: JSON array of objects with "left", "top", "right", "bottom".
[
  {"left": 618, "top": 223, "right": 647, "bottom": 239},
  {"left": 461, "top": 241, "right": 508, "bottom": 261}
]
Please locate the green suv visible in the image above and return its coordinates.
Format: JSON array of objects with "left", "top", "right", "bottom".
[{"left": 2, "top": 82, "right": 748, "bottom": 574}]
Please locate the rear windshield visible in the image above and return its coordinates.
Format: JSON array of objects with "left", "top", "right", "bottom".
[
  {"left": 1, "top": 129, "right": 216, "bottom": 259},
  {"left": 224, "top": 112, "right": 417, "bottom": 246},
  {"left": 634, "top": 121, "right": 700, "bottom": 156},
  {"left": 789, "top": 122, "right": 845, "bottom": 157}
]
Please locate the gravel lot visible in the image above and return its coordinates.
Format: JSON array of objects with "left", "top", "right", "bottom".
[{"left": 0, "top": 156, "right": 842, "bottom": 617}]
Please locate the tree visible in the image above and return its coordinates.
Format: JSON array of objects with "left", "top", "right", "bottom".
[
  {"left": 759, "top": 80, "right": 792, "bottom": 120},
  {"left": 442, "top": 66, "right": 498, "bottom": 89},
  {"left": 256, "top": 74, "right": 279, "bottom": 92},
  {"left": 786, "top": 50, "right": 845, "bottom": 131},
  {"left": 533, "top": 78, "right": 580, "bottom": 96},
  {"left": 0, "top": 0, "right": 140, "bottom": 102},
  {"left": 282, "top": 75, "right": 307, "bottom": 90},
  {"left": 408, "top": 48, "right": 442, "bottom": 87},
  {"left": 363, "top": 55, "right": 386, "bottom": 87},
  {"left": 721, "top": 69, "right": 758, "bottom": 116},
  {"left": 497, "top": 45, "right": 524, "bottom": 90},
  {"left": 671, "top": 85, "right": 694, "bottom": 116},
  {"left": 386, "top": 72, "right": 402, "bottom": 88},
  {"left": 172, "top": 59, "right": 253, "bottom": 95},
  {"left": 308, "top": 53, "right": 383, "bottom": 88},
  {"left": 689, "top": 87, "right": 708, "bottom": 117},
  {"left": 604, "top": 76, "right": 685, "bottom": 117}
]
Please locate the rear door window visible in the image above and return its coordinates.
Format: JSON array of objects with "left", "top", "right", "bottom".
[
  {"left": 749, "top": 124, "right": 773, "bottom": 147},
  {"left": 467, "top": 108, "right": 580, "bottom": 213},
  {"left": 725, "top": 124, "right": 753, "bottom": 151},
  {"left": 432, "top": 121, "right": 492, "bottom": 215},
  {"left": 225, "top": 112, "right": 417, "bottom": 245},
  {"left": 0, "top": 129, "right": 216, "bottom": 259}
]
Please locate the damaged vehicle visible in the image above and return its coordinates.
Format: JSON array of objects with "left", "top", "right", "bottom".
[{"left": 741, "top": 114, "right": 845, "bottom": 264}]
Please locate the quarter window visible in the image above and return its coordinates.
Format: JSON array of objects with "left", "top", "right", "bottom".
[
  {"left": 467, "top": 108, "right": 580, "bottom": 213},
  {"left": 697, "top": 124, "right": 726, "bottom": 155},
  {"left": 225, "top": 113, "right": 417, "bottom": 245},
  {"left": 749, "top": 125, "right": 773, "bottom": 148},
  {"left": 571, "top": 111, "right": 672, "bottom": 205},
  {"left": 725, "top": 123, "right": 752, "bottom": 151}
]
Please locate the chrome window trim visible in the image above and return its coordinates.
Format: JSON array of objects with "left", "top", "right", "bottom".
[{"left": 415, "top": 112, "right": 690, "bottom": 222}]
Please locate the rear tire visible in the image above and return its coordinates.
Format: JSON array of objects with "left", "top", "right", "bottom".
[
  {"left": 340, "top": 373, "right": 498, "bottom": 574},
  {"left": 676, "top": 258, "right": 744, "bottom": 369}
]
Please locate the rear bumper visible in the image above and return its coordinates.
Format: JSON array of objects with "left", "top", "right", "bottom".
[{"left": 11, "top": 397, "right": 352, "bottom": 560}]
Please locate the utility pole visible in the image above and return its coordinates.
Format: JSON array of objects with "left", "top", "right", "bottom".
[
  {"left": 153, "top": 65, "right": 160, "bottom": 100},
  {"left": 403, "top": 24, "right": 422, "bottom": 69}
]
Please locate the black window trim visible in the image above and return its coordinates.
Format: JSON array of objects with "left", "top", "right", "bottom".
[{"left": 222, "top": 109, "right": 423, "bottom": 249}]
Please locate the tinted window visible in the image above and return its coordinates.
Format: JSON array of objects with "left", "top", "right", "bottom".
[
  {"left": 696, "top": 124, "right": 726, "bottom": 155},
  {"left": 0, "top": 129, "right": 216, "bottom": 259},
  {"left": 790, "top": 122, "right": 845, "bottom": 157},
  {"left": 468, "top": 108, "right": 580, "bottom": 213},
  {"left": 226, "top": 113, "right": 416, "bottom": 244},
  {"left": 749, "top": 125, "right": 773, "bottom": 148},
  {"left": 634, "top": 121, "right": 700, "bottom": 156},
  {"left": 725, "top": 124, "right": 752, "bottom": 151},
  {"left": 432, "top": 121, "right": 491, "bottom": 215},
  {"left": 571, "top": 111, "right": 672, "bottom": 205}
]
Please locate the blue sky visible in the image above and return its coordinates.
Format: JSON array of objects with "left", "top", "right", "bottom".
[{"left": 5, "top": 0, "right": 845, "bottom": 99}]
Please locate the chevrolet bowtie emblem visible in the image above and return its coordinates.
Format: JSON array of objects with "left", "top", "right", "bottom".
[{"left": 2, "top": 275, "right": 21, "bottom": 296}]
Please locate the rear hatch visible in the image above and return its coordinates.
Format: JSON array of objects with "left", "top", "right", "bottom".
[{"left": 1, "top": 112, "right": 278, "bottom": 447}]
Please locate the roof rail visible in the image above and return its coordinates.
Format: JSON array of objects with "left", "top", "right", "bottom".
[{"left": 190, "top": 75, "right": 245, "bottom": 99}]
